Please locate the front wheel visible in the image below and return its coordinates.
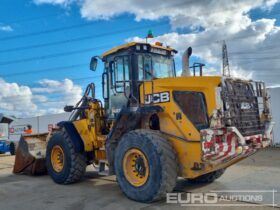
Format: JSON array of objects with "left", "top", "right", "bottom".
[
  {"left": 115, "top": 129, "right": 178, "bottom": 203},
  {"left": 46, "top": 130, "right": 87, "bottom": 184}
]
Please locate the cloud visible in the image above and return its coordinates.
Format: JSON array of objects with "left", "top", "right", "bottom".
[
  {"left": 31, "top": 0, "right": 280, "bottom": 86},
  {"left": 268, "top": 84, "right": 280, "bottom": 88},
  {"left": 32, "top": 95, "right": 48, "bottom": 103},
  {"left": 128, "top": 18, "right": 280, "bottom": 85},
  {"left": 0, "top": 25, "right": 13, "bottom": 32},
  {"left": 127, "top": 15, "right": 280, "bottom": 86},
  {"left": 93, "top": 0, "right": 279, "bottom": 88},
  {"left": 32, "top": 78, "right": 83, "bottom": 105},
  {"left": 0, "top": 78, "right": 36, "bottom": 114},
  {"left": 33, "top": 0, "right": 72, "bottom": 6},
  {"left": 79, "top": 0, "right": 279, "bottom": 25},
  {"left": 33, "top": 0, "right": 278, "bottom": 24},
  {"left": 0, "top": 78, "right": 82, "bottom": 117},
  {"left": 32, "top": 0, "right": 280, "bottom": 30}
]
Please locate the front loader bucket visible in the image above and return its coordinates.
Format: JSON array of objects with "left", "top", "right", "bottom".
[{"left": 13, "top": 133, "right": 49, "bottom": 175}]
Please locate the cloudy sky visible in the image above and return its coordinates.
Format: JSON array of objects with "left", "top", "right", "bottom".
[{"left": 0, "top": 0, "right": 280, "bottom": 117}]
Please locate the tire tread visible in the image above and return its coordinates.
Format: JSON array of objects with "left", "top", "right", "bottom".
[{"left": 115, "top": 129, "right": 178, "bottom": 202}]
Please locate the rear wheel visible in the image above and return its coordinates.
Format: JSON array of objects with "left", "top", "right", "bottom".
[
  {"left": 46, "top": 130, "right": 87, "bottom": 184},
  {"left": 115, "top": 129, "right": 178, "bottom": 202},
  {"left": 188, "top": 169, "right": 225, "bottom": 183}
]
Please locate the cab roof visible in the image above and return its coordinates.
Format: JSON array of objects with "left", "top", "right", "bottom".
[{"left": 101, "top": 42, "right": 177, "bottom": 59}]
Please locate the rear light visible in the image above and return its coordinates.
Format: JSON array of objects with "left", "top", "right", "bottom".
[{"left": 155, "top": 42, "right": 163, "bottom": 46}]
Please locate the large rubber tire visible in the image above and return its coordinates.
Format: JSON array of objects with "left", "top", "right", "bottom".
[
  {"left": 115, "top": 129, "right": 178, "bottom": 203},
  {"left": 9, "top": 142, "right": 15, "bottom": 155},
  {"left": 46, "top": 130, "right": 87, "bottom": 184},
  {"left": 188, "top": 169, "right": 225, "bottom": 183}
]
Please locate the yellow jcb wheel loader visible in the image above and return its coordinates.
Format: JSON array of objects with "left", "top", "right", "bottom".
[{"left": 13, "top": 42, "right": 274, "bottom": 203}]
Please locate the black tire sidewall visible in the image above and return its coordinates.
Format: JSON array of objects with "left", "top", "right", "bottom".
[
  {"left": 114, "top": 132, "right": 163, "bottom": 202},
  {"left": 46, "top": 132, "right": 73, "bottom": 184},
  {"left": 9, "top": 143, "right": 15, "bottom": 155}
]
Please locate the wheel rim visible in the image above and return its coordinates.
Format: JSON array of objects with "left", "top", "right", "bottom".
[
  {"left": 123, "top": 148, "right": 149, "bottom": 187},
  {"left": 51, "top": 145, "right": 64, "bottom": 172}
]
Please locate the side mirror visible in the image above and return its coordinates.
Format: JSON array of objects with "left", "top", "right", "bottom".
[
  {"left": 64, "top": 105, "right": 74, "bottom": 112},
  {"left": 90, "top": 57, "right": 98, "bottom": 71}
]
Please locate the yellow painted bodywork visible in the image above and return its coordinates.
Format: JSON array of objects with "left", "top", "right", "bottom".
[
  {"left": 70, "top": 74, "right": 251, "bottom": 180},
  {"left": 73, "top": 101, "right": 106, "bottom": 161},
  {"left": 72, "top": 76, "right": 243, "bottom": 179},
  {"left": 101, "top": 42, "right": 176, "bottom": 58},
  {"left": 140, "top": 76, "right": 224, "bottom": 178}
]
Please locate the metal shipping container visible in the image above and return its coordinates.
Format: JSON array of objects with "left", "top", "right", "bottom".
[{"left": 9, "top": 112, "right": 71, "bottom": 142}]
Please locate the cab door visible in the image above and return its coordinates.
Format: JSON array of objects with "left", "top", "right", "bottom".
[{"left": 107, "top": 56, "right": 130, "bottom": 118}]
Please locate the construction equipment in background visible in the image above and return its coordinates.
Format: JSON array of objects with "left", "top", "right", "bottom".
[
  {"left": 0, "top": 115, "right": 16, "bottom": 155},
  {"left": 14, "top": 40, "right": 273, "bottom": 203}
]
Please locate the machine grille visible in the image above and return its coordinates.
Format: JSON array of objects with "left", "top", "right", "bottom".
[{"left": 221, "top": 79, "right": 265, "bottom": 136}]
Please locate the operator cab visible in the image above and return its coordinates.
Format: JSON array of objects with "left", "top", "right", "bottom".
[{"left": 91, "top": 42, "right": 177, "bottom": 118}]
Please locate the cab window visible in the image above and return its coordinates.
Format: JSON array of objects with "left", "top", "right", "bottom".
[
  {"left": 138, "top": 54, "right": 175, "bottom": 80},
  {"left": 138, "top": 55, "right": 152, "bottom": 80},
  {"left": 112, "top": 56, "right": 130, "bottom": 93}
]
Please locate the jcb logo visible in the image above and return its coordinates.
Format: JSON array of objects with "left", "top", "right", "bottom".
[{"left": 145, "top": 92, "right": 170, "bottom": 104}]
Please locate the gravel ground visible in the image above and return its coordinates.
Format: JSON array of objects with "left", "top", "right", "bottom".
[{"left": 0, "top": 148, "right": 279, "bottom": 210}]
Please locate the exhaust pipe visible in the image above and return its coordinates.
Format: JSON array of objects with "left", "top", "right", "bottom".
[{"left": 181, "top": 47, "right": 192, "bottom": 76}]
